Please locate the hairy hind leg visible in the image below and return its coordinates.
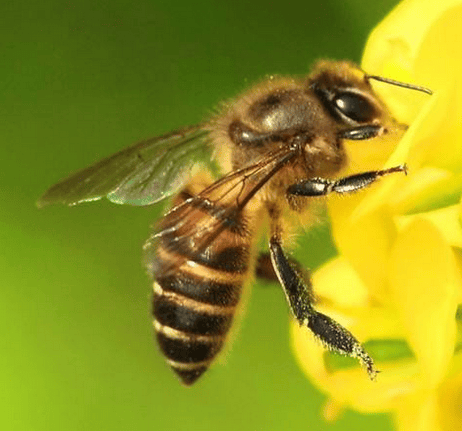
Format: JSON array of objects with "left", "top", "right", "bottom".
[{"left": 269, "top": 236, "right": 377, "bottom": 380}]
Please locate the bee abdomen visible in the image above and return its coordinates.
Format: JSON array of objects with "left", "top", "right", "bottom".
[
  {"left": 153, "top": 279, "right": 239, "bottom": 386},
  {"left": 148, "top": 183, "right": 255, "bottom": 385}
]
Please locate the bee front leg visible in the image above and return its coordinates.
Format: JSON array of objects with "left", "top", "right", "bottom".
[
  {"left": 287, "top": 164, "right": 407, "bottom": 197},
  {"left": 269, "top": 236, "right": 377, "bottom": 380}
]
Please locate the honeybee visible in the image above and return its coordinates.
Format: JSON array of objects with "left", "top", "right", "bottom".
[{"left": 38, "top": 60, "right": 431, "bottom": 386}]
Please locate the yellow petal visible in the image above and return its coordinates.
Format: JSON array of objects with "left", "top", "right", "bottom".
[
  {"left": 387, "top": 168, "right": 462, "bottom": 216},
  {"left": 389, "top": 218, "right": 459, "bottom": 387},
  {"left": 363, "top": 0, "right": 462, "bottom": 75},
  {"left": 414, "top": 4, "right": 462, "bottom": 93},
  {"left": 436, "top": 369, "right": 462, "bottom": 430},
  {"left": 393, "top": 392, "right": 441, "bottom": 431},
  {"left": 328, "top": 194, "right": 398, "bottom": 302},
  {"left": 311, "top": 257, "right": 369, "bottom": 308},
  {"left": 396, "top": 204, "right": 462, "bottom": 248},
  {"left": 362, "top": 0, "right": 462, "bottom": 123},
  {"left": 413, "top": 4, "right": 462, "bottom": 171}
]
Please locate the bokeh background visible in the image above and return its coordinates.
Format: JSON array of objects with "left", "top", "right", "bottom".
[{"left": 1, "top": 0, "right": 401, "bottom": 430}]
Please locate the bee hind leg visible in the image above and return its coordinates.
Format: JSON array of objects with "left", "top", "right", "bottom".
[{"left": 268, "top": 236, "right": 378, "bottom": 380}]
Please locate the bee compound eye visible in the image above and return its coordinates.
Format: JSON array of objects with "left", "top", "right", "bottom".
[{"left": 334, "top": 92, "right": 376, "bottom": 123}]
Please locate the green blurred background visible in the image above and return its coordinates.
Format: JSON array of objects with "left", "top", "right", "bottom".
[{"left": 1, "top": 0, "right": 401, "bottom": 430}]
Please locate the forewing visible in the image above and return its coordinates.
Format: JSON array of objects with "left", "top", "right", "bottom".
[{"left": 37, "top": 125, "right": 213, "bottom": 207}]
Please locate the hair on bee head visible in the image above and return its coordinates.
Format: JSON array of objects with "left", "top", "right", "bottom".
[{"left": 365, "top": 74, "right": 433, "bottom": 95}]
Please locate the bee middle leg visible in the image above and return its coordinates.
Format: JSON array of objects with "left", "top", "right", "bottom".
[{"left": 269, "top": 236, "right": 377, "bottom": 379}]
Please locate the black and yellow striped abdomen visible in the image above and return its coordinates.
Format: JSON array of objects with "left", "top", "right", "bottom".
[{"left": 148, "top": 183, "right": 258, "bottom": 385}]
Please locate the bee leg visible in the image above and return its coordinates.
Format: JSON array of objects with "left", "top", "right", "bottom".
[
  {"left": 269, "top": 237, "right": 378, "bottom": 380},
  {"left": 287, "top": 164, "right": 407, "bottom": 197}
]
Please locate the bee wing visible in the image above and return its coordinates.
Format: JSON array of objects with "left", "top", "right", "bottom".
[
  {"left": 145, "top": 146, "right": 297, "bottom": 276},
  {"left": 37, "top": 125, "right": 213, "bottom": 207}
]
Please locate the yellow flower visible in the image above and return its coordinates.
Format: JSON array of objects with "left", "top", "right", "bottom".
[{"left": 291, "top": 0, "right": 462, "bottom": 429}]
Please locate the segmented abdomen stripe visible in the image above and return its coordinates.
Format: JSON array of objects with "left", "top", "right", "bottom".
[
  {"left": 153, "top": 284, "right": 234, "bottom": 336},
  {"left": 153, "top": 320, "right": 225, "bottom": 343},
  {"left": 155, "top": 330, "right": 223, "bottom": 363},
  {"left": 155, "top": 246, "right": 246, "bottom": 285},
  {"left": 154, "top": 272, "right": 241, "bottom": 307}
]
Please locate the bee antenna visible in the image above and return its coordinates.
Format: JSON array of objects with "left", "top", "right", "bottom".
[{"left": 366, "top": 74, "right": 433, "bottom": 95}]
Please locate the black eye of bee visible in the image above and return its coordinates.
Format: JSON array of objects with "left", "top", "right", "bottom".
[{"left": 333, "top": 92, "right": 376, "bottom": 123}]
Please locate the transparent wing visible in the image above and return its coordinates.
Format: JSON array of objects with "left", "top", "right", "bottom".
[
  {"left": 144, "top": 146, "right": 298, "bottom": 277},
  {"left": 37, "top": 125, "right": 213, "bottom": 207}
]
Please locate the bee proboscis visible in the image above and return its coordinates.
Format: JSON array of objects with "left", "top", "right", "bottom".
[{"left": 38, "top": 60, "right": 431, "bottom": 385}]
